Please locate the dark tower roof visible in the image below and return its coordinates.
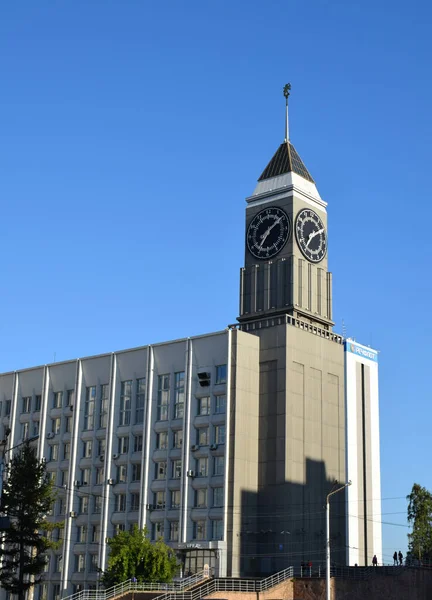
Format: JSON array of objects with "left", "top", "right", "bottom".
[{"left": 258, "top": 142, "right": 314, "bottom": 183}]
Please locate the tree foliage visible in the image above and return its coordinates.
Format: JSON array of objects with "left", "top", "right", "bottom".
[
  {"left": 0, "top": 441, "right": 58, "bottom": 600},
  {"left": 407, "top": 483, "right": 432, "bottom": 562},
  {"left": 101, "top": 525, "right": 178, "bottom": 587}
]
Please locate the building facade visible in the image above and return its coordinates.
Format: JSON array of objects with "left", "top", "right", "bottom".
[{"left": 0, "top": 104, "right": 382, "bottom": 599}]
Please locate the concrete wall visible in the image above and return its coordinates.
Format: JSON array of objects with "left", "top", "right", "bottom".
[{"left": 227, "top": 329, "right": 260, "bottom": 577}]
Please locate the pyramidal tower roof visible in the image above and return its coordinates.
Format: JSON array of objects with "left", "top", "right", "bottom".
[
  {"left": 258, "top": 141, "right": 314, "bottom": 183},
  {"left": 248, "top": 85, "right": 325, "bottom": 208}
]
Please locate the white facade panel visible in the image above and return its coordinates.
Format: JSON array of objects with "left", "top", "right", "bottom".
[{"left": 345, "top": 339, "right": 382, "bottom": 566}]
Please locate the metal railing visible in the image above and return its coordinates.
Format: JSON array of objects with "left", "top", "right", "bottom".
[
  {"left": 62, "top": 563, "right": 409, "bottom": 600},
  {"left": 292, "top": 564, "right": 406, "bottom": 580},
  {"left": 62, "top": 571, "right": 207, "bottom": 600},
  {"left": 152, "top": 567, "right": 295, "bottom": 600}
]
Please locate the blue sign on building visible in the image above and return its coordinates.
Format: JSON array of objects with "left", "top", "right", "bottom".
[{"left": 345, "top": 340, "right": 378, "bottom": 363}]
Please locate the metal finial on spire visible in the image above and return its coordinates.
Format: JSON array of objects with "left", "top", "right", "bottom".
[{"left": 283, "top": 83, "right": 291, "bottom": 142}]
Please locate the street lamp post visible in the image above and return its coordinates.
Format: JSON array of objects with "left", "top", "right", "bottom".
[{"left": 326, "top": 480, "right": 351, "bottom": 600}]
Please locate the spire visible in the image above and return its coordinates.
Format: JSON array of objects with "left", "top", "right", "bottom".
[
  {"left": 283, "top": 83, "right": 291, "bottom": 142},
  {"left": 257, "top": 83, "right": 315, "bottom": 184}
]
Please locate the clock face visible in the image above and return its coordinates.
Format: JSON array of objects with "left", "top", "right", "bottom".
[
  {"left": 246, "top": 207, "right": 291, "bottom": 260},
  {"left": 295, "top": 208, "right": 327, "bottom": 263}
]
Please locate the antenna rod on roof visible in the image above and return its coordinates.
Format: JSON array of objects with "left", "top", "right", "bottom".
[{"left": 283, "top": 83, "right": 291, "bottom": 142}]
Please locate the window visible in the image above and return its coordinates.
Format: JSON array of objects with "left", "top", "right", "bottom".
[
  {"left": 79, "top": 497, "right": 89, "bottom": 514},
  {"left": 136, "top": 378, "right": 146, "bottom": 424},
  {"left": 34, "top": 395, "right": 42, "bottom": 411},
  {"left": 193, "top": 520, "right": 206, "bottom": 540},
  {"left": 169, "top": 521, "right": 179, "bottom": 541},
  {"left": 119, "top": 381, "right": 132, "bottom": 426},
  {"left": 78, "top": 525, "right": 88, "bottom": 543},
  {"left": 196, "top": 457, "right": 208, "bottom": 477},
  {"left": 131, "top": 463, "right": 141, "bottom": 481},
  {"left": 197, "top": 427, "right": 209, "bottom": 446},
  {"left": 117, "top": 465, "right": 127, "bottom": 484},
  {"left": 52, "top": 584, "right": 61, "bottom": 600},
  {"left": 214, "top": 424, "right": 226, "bottom": 445},
  {"left": 157, "top": 374, "right": 170, "bottom": 421},
  {"left": 22, "top": 397, "right": 31, "bottom": 413},
  {"left": 96, "top": 467, "right": 105, "bottom": 485},
  {"left": 172, "top": 460, "right": 182, "bottom": 479},
  {"left": 171, "top": 490, "right": 181, "bottom": 509},
  {"left": 118, "top": 436, "right": 129, "bottom": 454},
  {"left": 65, "top": 416, "right": 72, "bottom": 433},
  {"left": 130, "top": 493, "right": 140, "bottom": 511},
  {"left": 154, "top": 490, "right": 166, "bottom": 510},
  {"left": 156, "top": 431, "right": 168, "bottom": 449},
  {"left": 215, "top": 364, "right": 227, "bottom": 384},
  {"left": 5, "top": 400, "right": 11, "bottom": 416},
  {"left": 60, "top": 470, "right": 68, "bottom": 486},
  {"left": 52, "top": 418, "right": 61, "bottom": 434},
  {"left": 43, "top": 556, "right": 50, "bottom": 573},
  {"left": 115, "top": 494, "right": 126, "bottom": 512},
  {"left": 155, "top": 461, "right": 167, "bottom": 480},
  {"left": 63, "top": 443, "right": 70, "bottom": 460},
  {"left": 54, "top": 554, "right": 62, "bottom": 573},
  {"left": 213, "top": 487, "right": 224, "bottom": 507},
  {"left": 212, "top": 519, "right": 223, "bottom": 540},
  {"left": 134, "top": 434, "right": 143, "bottom": 452},
  {"left": 197, "top": 397, "right": 210, "bottom": 416},
  {"left": 49, "top": 444, "right": 59, "bottom": 461},
  {"left": 152, "top": 521, "right": 164, "bottom": 540},
  {"left": 195, "top": 488, "right": 207, "bottom": 508},
  {"left": 57, "top": 498, "right": 65, "bottom": 516},
  {"left": 48, "top": 471, "right": 56, "bottom": 485},
  {"left": 114, "top": 523, "right": 125, "bottom": 535},
  {"left": 83, "top": 440, "right": 92, "bottom": 458},
  {"left": 84, "top": 386, "right": 96, "bottom": 430},
  {"left": 92, "top": 525, "right": 100, "bottom": 543},
  {"left": 21, "top": 422, "right": 29, "bottom": 440},
  {"left": 93, "top": 496, "right": 102, "bottom": 513},
  {"left": 98, "top": 439, "right": 106, "bottom": 455},
  {"left": 75, "top": 554, "right": 86, "bottom": 573},
  {"left": 214, "top": 395, "right": 226, "bottom": 414},
  {"left": 90, "top": 554, "right": 98, "bottom": 573},
  {"left": 174, "top": 372, "right": 185, "bottom": 419},
  {"left": 173, "top": 430, "right": 183, "bottom": 448},
  {"left": 66, "top": 389, "right": 75, "bottom": 406},
  {"left": 81, "top": 468, "right": 91, "bottom": 485},
  {"left": 99, "top": 384, "right": 109, "bottom": 429},
  {"left": 53, "top": 392, "right": 63, "bottom": 409},
  {"left": 33, "top": 421, "right": 40, "bottom": 437},
  {"left": 214, "top": 456, "right": 225, "bottom": 476}
]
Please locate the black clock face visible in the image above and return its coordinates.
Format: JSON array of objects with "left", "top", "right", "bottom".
[
  {"left": 295, "top": 208, "right": 327, "bottom": 263},
  {"left": 246, "top": 207, "right": 290, "bottom": 260}
]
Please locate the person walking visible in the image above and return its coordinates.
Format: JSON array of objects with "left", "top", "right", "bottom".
[
  {"left": 398, "top": 551, "right": 403, "bottom": 566},
  {"left": 372, "top": 555, "right": 378, "bottom": 567},
  {"left": 393, "top": 551, "right": 398, "bottom": 565}
]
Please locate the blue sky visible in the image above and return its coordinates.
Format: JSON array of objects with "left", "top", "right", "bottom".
[{"left": 1, "top": 0, "right": 431, "bottom": 563}]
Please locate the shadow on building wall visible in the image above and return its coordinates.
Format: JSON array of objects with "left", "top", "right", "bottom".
[{"left": 236, "top": 458, "right": 347, "bottom": 577}]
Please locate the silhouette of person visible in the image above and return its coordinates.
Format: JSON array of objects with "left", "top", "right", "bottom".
[
  {"left": 398, "top": 551, "right": 403, "bottom": 566},
  {"left": 393, "top": 551, "right": 398, "bottom": 565},
  {"left": 372, "top": 555, "right": 378, "bottom": 567}
]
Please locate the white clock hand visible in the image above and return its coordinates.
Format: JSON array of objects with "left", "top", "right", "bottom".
[
  {"left": 305, "top": 228, "right": 324, "bottom": 248},
  {"left": 258, "top": 217, "right": 283, "bottom": 250}
]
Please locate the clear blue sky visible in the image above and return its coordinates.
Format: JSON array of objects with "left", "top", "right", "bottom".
[{"left": 1, "top": 0, "right": 430, "bottom": 564}]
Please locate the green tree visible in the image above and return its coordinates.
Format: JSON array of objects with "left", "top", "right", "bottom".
[
  {"left": 407, "top": 483, "right": 432, "bottom": 562},
  {"left": 0, "top": 441, "right": 58, "bottom": 600},
  {"left": 101, "top": 525, "right": 178, "bottom": 587}
]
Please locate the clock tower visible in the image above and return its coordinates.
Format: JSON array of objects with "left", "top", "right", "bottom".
[{"left": 238, "top": 85, "right": 333, "bottom": 330}]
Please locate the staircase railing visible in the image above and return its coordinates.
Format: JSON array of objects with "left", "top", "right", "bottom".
[{"left": 62, "top": 570, "right": 207, "bottom": 600}]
